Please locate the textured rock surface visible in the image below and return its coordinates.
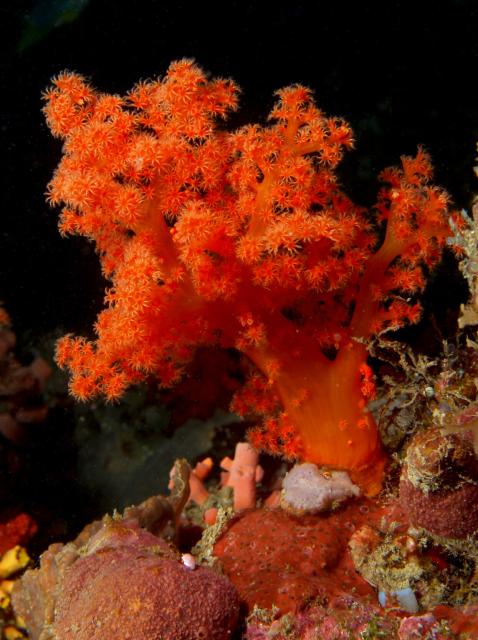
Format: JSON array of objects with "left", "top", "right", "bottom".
[
  {"left": 399, "top": 426, "right": 478, "bottom": 539},
  {"left": 399, "top": 476, "right": 478, "bottom": 539},
  {"left": 13, "top": 518, "right": 239, "bottom": 640},
  {"left": 213, "top": 503, "right": 381, "bottom": 614}
]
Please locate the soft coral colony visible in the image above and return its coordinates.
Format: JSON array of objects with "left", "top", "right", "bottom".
[{"left": 44, "top": 59, "right": 456, "bottom": 495}]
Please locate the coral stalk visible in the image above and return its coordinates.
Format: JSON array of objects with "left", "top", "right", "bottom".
[{"left": 44, "top": 60, "right": 455, "bottom": 494}]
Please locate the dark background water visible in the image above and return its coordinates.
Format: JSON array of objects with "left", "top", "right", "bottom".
[{"left": 1, "top": 0, "right": 476, "bottom": 337}]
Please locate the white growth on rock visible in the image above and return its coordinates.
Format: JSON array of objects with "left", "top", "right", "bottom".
[{"left": 280, "top": 462, "right": 361, "bottom": 514}]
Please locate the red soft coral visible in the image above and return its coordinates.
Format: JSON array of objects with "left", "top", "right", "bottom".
[{"left": 44, "top": 60, "right": 454, "bottom": 494}]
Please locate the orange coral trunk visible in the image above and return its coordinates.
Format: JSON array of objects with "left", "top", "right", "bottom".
[{"left": 251, "top": 340, "right": 386, "bottom": 496}]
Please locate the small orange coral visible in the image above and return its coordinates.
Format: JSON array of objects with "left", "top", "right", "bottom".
[{"left": 44, "top": 60, "right": 455, "bottom": 494}]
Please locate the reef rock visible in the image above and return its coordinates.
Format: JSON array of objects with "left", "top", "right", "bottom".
[
  {"left": 13, "top": 517, "right": 239, "bottom": 640},
  {"left": 12, "top": 463, "right": 240, "bottom": 640},
  {"left": 399, "top": 426, "right": 478, "bottom": 539}
]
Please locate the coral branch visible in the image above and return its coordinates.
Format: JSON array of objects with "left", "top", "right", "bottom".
[{"left": 44, "top": 60, "right": 455, "bottom": 494}]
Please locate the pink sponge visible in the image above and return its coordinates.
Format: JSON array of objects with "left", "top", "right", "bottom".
[{"left": 13, "top": 519, "right": 239, "bottom": 640}]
